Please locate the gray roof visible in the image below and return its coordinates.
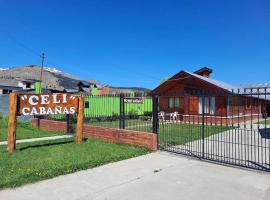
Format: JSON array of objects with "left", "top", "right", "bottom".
[
  {"left": 239, "top": 83, "right": 270, "bottom": 88},
  {"left": 185, "top": 71, "right": 270, "bottom": 100},
  {"left": 184, "top": 71, "right": 239, "bottom": 92},
  {"left": 0, "top": 84, "right": 22, "bottom": 90}
]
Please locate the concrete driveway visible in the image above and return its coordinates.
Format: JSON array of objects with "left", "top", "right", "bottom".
[
  {"left": 173, "top": 124, "right": 270, "bottom": 169},
  {"left": 0, "top": 152, "right": 270, "bottom": 200}
]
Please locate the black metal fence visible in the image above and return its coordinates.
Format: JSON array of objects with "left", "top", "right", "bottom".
[
  {"left": 1, "top": 89, "right": 269, "bottom": 172},
  {"left": 83, "top": 94, "right": 154, "bottom": 133},
  {"left": 157, "top": 88, "right": 270, "bottom": 172}
]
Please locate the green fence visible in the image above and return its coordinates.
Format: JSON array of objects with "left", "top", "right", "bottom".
[{"left": 84, "top": 95, "right": 152, "bottom": 117}]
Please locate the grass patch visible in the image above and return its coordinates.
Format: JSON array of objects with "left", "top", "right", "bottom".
[
  {"left": 257, "top": 119, "right": 270, "bottom": 125},
  {"left": 158, "top": 123, "right": 231, "bottom": 145},
  {"left": 0, "top": 118, "right": 65, "bottom": 141},
  {"left": 88, "top": 119, "right": 151, "bottom": 129},
  {"left": 0, "top": 137, "right": 149, "bottom": 189},
  {"left": 87, "top": 119, "right": 231, "bottom": 145},
  {"left": 127, "top": 122, "right": 231, "bottom": 145}
]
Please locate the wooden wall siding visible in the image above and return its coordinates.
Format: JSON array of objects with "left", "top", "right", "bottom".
[
  {"left": 267, "top": 103, "right": 270, "bottom": 115},
  {"left": 229, "top": 96, "right": 262, "bottom": 116},
  {"left": 188, "top": 96, "right": 199, "bottom": 114},
  {"left": 158, "top": 97, "right": 185, "bottom": 113},
  {"left": 154, "top": 73, "right": 267, "bottom": 119},
  {"left": 154, "top": 71, "right": 232, "bottom": 95},
  {"left": 158, "top": 83, "right": 185, "bottom": 96},
  {"left": 215, "top": 96, "right": 227, "bottom": 116}
]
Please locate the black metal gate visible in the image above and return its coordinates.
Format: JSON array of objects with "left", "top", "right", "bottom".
[{"left": 157, "top": 88, "right": 270, "bottom": 172}]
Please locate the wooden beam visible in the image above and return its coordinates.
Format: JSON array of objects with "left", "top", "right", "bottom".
[
  {"left": 7, "top": 93, "right": 18, "bottom": 153},
  {"left": 76, "top": 96, "right": 84, "bottom": 144}
]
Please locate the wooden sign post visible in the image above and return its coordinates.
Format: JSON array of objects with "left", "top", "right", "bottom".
[
  {"left": 7, "top": 93, "right": 18, "bottom": 153},
  {"left": 76, "top": 96, "right": 84, "bottom": 144},
  {"left": 7, "top": 93, "right": 84, "bottom": 153}
]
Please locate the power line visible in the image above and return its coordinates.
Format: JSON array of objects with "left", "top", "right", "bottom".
[
  {"left": 0, "top": 29, "right": 167, "bottom": 85},
  {"left": 1, "top": 30, "right": 40, "bottom": 57}
]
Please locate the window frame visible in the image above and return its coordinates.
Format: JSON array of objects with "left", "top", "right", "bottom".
[
  {"left": 168, "top": 97, "right": 180, "bottom": 109},
  {"left": 198, "top": 96, "right": 216, "bottom": 115}
]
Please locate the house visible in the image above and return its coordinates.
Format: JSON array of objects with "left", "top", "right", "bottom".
[
  {"left": 152, "top": 67, "right": 270, "bottom": 124},
  {"left": 17, "top": 79, "right": 37, "bottom": 90},
  {"left": 0, "top": 84, "right": 22, "bottom": 94},
  {"left": 96, "top": 86, "right": 151, "bottom": 96}
]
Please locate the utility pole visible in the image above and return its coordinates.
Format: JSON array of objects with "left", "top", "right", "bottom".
[{"left": 39, "top": 53, "right": 45, "bottom": 83}]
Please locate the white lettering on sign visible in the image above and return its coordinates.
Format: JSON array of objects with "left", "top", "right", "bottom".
[
  {"left": 41, "top": 95, "right": 50, "bottom": 105},
  {"left": 53, "top": 94, "right": 61, "bottom": 104},
  {"left": 29, "top": 95, "right": 39, "bottom": 105},
  {"left": 124, "top": 98, "right": 143, "bottom": 104},
  {"left": 19, "top": 94, "right": 78, "bottom": 116},
  {"left": 22, "top": 107, "right": 30, "bottom": 115}
]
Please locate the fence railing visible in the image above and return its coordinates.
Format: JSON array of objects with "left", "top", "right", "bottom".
[
  {"left": 83, "top": 94, "right": 155, "bottom": 133},
  {"left": 157, "top": 88, "right": 270, "bottom": 172}
]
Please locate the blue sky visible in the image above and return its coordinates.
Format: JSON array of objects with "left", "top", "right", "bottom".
[{"left": 0, "top": 0, "right": 270, "bottom": 89}]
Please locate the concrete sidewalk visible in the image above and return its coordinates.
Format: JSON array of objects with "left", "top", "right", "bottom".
[
  {"left": 0, "top": 135, "right": 73, "bottom": 146},
  {"left": 0, "top": 152, "right": 270, "bottom": 200}
]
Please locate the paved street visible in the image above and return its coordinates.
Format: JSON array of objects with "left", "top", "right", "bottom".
[{"left": 0, "top": 152, "right": 270, "bottom": 200}]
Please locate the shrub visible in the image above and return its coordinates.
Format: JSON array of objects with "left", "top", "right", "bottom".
[{"left": 144, "top": 111, "right": 152, "bottom": 116}]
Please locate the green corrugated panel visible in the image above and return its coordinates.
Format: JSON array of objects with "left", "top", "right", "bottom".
[
  {"left": 91, "top": 87, "right": 98, "bottom": 95},
  {"left": 35, "top": 82, "right": 42, "bottom": 94},
  {"left": 84, "top": 96, "right": 152, "bottom": 117}
]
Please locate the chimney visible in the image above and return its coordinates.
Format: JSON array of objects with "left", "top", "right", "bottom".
[{"left": 194, "top": 67, "right": 213, "bottom": 78}]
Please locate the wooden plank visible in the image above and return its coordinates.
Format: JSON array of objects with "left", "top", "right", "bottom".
[
  {"left": 76, "top": 96, "right": 84, "bottom": 144},
  {"left": 189, "top": 96, "right": 199, "bottom": 114},
  {"left": 7, "top": 93, "right": 18, "bottom": 152}
]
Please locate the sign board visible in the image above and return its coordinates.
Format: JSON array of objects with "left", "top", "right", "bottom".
[
  {"left": 7, "top": 93, "right": 84, "bottom": 153},
  {"left": 18, "top": 94, "right": 78, "bottom": 116},
  {"left": 124, "top": 97, "right": 143, "bottom": 104}
]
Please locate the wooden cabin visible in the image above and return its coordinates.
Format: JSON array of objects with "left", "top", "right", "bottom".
[{"left": 152, "top": 67, "right": 269, "bottom": 124}]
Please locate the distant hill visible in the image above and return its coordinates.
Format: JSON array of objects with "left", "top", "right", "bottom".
[
  {"left": 109, "top": 86, "right": 151, "bottom": 93},
  {"left": 0, "top": 65, "right": 151, "bottom": 94},
  {"left": 0, "top": 65, "right": 84, "bottom": 91}
]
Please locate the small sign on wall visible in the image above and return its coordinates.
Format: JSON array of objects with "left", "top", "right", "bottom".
[
  {"left": 123, "top": 98, "right": 143, "bottom": 104},
  {"left": 18, "top": 94, "right": 78, "bottom": 116}
]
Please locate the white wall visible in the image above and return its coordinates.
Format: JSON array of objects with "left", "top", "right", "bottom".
[{"left": 18, "top": 81, "right": 35, "bottom": 90}]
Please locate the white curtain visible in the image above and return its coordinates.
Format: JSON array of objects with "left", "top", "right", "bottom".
[
  {"left": 210, "top": 97, "right": 215, "bottom": 114},
  {"left": 199, "top": 97, "right": 203, "bottom": 114},
  {"left": 204, "top": 97, "right": 210, "bottom": 113}
]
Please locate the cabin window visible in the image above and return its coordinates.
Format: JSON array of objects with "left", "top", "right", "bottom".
[
  {"left": 26, "top": 82, "right": 31, "bottom": 89},
  {"left": 210, "top": 97, "right": 216, "bottom": 114},
  {"left": 169, "top": 97, "right": 179, "bottom": 109},
  {"left": 199, "top": 97, "right": 215, "bottom": 114},
  {"left": 2, "top": 89, "right": 12, "bottom": 94}
]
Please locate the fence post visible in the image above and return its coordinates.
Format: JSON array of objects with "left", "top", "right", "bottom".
[
  {"left": 152, "top": 94, "right": 159, "bottom": 134},
  {"left": 202, "top": 95, "right": 205, "bottom": 158},
  {"left": 7, "top": 93, "right": 18, "bottom": 153},
  {"left": 76, "top": 96, "right": 84, "bottom": 144},
  {"left": 66, "top": 114, "right": 71, "bottom": 134},
  {"left": 119, "top": 94, "right": 125, "bottom": 129}
]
